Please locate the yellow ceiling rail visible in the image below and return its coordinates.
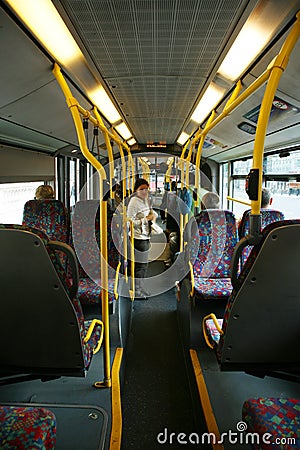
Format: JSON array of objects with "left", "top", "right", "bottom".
[
  {"left": 189, "top": 12, "right": 299, "bottom": 222},
  {"left": 251, "top": 11, "right": 300, "bottom": 217}
]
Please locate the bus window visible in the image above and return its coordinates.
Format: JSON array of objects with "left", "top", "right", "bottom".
[
  {"left": 223, "top": 151, "right": 300, "bottom": 220},
  {"left": 0, "top": 182, "right": 43, "bottom": 224}
]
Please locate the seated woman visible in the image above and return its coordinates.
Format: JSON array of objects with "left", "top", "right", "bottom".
[{"left": 35, "top": 185, "right": 55, "bottom": 200}]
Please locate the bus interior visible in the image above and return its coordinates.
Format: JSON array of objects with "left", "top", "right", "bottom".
[{"left": 0, "top": 1, "right": 300, "bottom": 449}]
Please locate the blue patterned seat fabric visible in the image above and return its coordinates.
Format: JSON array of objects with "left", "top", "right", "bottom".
[
  {"left": 71, "top": 200, "right": 120, "bottom": 306},
  {"left": 23, "top": 199, "right": 69, "bottom": 243},
  {"left": 188, "top": 210, "right": 238, "bottom": 300},
  {"left": 0, "top": 405, "right": 56, "bottom": 449},
  {"left": 242, "top": 397, "right": 300, "bottom": 449},
  {"left": 238, "top": 208, "right": 284, "bottom": 267}
]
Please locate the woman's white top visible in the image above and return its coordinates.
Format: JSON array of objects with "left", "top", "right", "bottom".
[{"left": 127, "top": 195, "right": 158, "bottom": 240}]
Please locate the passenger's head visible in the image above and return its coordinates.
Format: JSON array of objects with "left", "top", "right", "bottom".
[
  {"left": 261, "top": 187, "right": 273, "bottom": 208},
  {"left": 201, "top": 192, "right": 220, "bottom": 210},
  {"left": 35, "top": 185, "right": 55, "bottom": 200},
  {"left": 134, "top": 178, "right": 149, "bottom": 199}
]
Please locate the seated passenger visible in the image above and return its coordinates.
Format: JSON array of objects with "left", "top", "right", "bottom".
[
  {"left": 201, "top": 191, "right": 220, "bottom": 210},
  {"left": 261, "top": 186, "right": 273, "bottom": 208},
  {"left": 34, "top": 185, "right": 55, "bottom": 200},
  {"left": 237, "top": 186, "right": 273, "bottom": 232}
]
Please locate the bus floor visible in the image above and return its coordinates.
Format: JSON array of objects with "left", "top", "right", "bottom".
[
  {"left": 120, "top": 260, "right": 211, "bottom": 450},
  {"left": 189, "top": 303, "right": 300, "bottom": 449},
  {"left": 0, "top": 301, "right": 128, "bottom": 450}
]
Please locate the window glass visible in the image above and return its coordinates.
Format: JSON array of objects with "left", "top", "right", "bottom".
[
  {"left": 232, "top": 179, "right": 251, "bottom": 221},
  {"left": 263, "top": 150, "right": 300, "bottom": 174},
  {"left": 0, "top": 182, "right": 43, "bottom": 224},
  {"left": 266, "top": 180, "right": 300, "bottom": 219},
  {"left": 223, "top": 151, "right": 300, "bottom": 221},
  {"left": 232, "top": 159, "right": 253, "bottom": 175},
  {"left": 221, "top": 163, "right": 228, "bottom": 209},
  {"left": 69, "top": 159, "right": 76, "bottom": 208}
]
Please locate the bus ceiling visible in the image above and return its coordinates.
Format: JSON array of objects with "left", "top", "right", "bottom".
[{"left": 0, "top": 1, "right": 299, "bottom": 163}]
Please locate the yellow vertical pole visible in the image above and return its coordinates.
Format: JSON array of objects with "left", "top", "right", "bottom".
[
  {"left": 53, "top": 63, "right": 111, "bottom": 387},
  {"left": 93, "top": 107, "right": 115, "bottom": 199},
  {"left": 115, "top": 139, "right": 128, "bottom": 281},
  {"left": 251, "top": 12, "right": 300, "bottom": 217}
]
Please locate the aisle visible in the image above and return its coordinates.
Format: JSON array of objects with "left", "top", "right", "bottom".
[{"left": 120, "top": 262, "right": 209, "bottom": 449}]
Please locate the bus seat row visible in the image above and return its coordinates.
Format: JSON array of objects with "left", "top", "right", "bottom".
[
  {"left": 0, "top": 405, "right": 56, "bottom": 449},
  {"left": 184, "top": 207, "right": 285, "bottom": 303},
  {"left": 22, "top": 199, "right": 121, "bottom": 307},
  {"left": 202, "top": 219, "right": 300, "bottom": 376},
  {"left": 0, "top": 224, "right": 102, "bottom": 379},
  {"left": 238, "top": 208, "right": 285, "bottom": 267},
  {"left": 242, "top": 397, "right": 300, "bottom": 450}
]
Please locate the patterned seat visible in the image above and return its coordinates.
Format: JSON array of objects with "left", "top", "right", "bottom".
[
  {"left": 187, "top": 210, "right": 238, "bottom": 300},
  {"left": 203, "top": 220, "right": 300, "bottom": 376},
  {"left": 71, "top": 200, "right": 120, "bottom": 306},
  {"left": 242, "top": 398, "right": 300, "bottom": 450},
  {"left": 23, "top": 199, "right": 69, "bottom": 243},
  {"left": 238, "top": 208, "right": 284, "bottom": 267},
  {"left": 0, "top": 405, "right": 56, "bottom": 449},
  {"left": 0, "top": 224, "right": 102, "bottom": 378}
]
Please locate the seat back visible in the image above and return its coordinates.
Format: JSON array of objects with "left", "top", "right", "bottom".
[
  {"left": 238, "top": 208, "right": 285, "bottom": 267},
  {"left": 71, "top": 200, "right": 120, "bottom": 279},
  {"left": 187, "top": 210, "right": 238, "bottom": 278},
  {"left": 218, "top": 220, "right": 300, "bottom": 374},
  {"left": 0, "top": 225, "right": 86, "bottom": 377},
  {"left": 23, "top": 199, "right": 69, "bottom": 243}
]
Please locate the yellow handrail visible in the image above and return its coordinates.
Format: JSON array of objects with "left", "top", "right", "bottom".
[
  {"left": 191, "top": 13, "right": 299, "bottom": 219},
  {"left": 93, "top": 107, "right": 115, "bottom": 200},
  {"left": 202, "top": 313, "right": 223, "bottom": 349},
  {"left": 129, "top": 220, "right": 135, "bottom": 300},
  {"left": 53, "top": 62, "right": 128, "bottom": 388},
  {"left": 227, "top": 196, "right": 251, "bottom": 207},
  {"left": 84, "top": 319, "right": 104, "bottom": 354}
]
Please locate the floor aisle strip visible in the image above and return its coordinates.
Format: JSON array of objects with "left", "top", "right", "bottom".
[
  {"left": 189, "top": 349, "right": 224, "bottom": 450},
  {"left": 109, "top": 347, "right": 123, "bottom": 450}
]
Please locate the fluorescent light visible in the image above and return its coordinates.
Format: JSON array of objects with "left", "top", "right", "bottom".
[
  {"left": 217, "top": 1, "right": 294, "bottom": 81},
  {"left": 177, "top": 132, "right": 190, "bottom": 145},
  {"left": 115, "top": 123, "right": 132, "bottom": 140},
  {"left": 89, "top": 86, "right": 121, "bottom": 124},
  {"left": 6, "top": 0, "right": 122, "bottom": 126},
  {"left": 5, "top": 0, "right": 82, "bottom": 65},
  {"left": 191, "top": 82, "right": 226, "bottom": 124},
  {"left": 127, "top": 138, "right": 136, "bottom": 146},
  {"left": 218, "top": 24, "right": 269, "bottom": 81}
]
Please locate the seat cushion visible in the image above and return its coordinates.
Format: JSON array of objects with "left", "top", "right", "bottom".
[
  {"left": 78, "top": 278, "right": 116, "bottom": 305},
  {"left": 242, "top": 397, "right": 300, "bottom": 449},
  {"left": 0, "top": 406, "right": 56, "bottom": 449},
  {"left": 194, "top": 277, "right": 233, "bottom": 300}
]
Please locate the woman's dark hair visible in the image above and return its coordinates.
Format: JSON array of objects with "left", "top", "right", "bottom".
[{"left": 133, "top": 178, "right": 149, "bottom": 192}]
